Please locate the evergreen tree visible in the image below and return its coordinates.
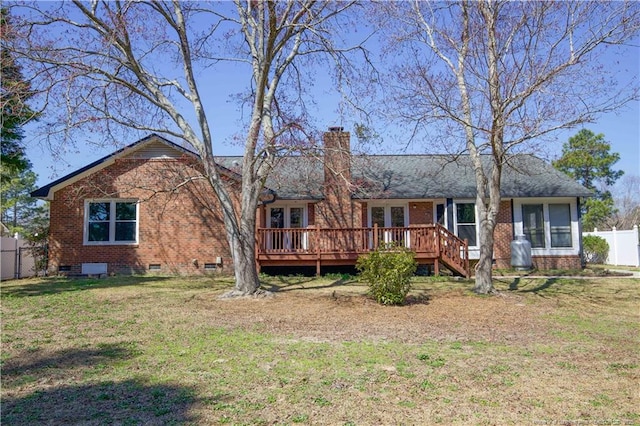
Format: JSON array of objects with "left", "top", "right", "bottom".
[
  {"left": 1, "top": 8, "right": 38, "bottom": 183},
  {"left": 1, "top": 169, "right": 39, "bottom": 235},
  {"left": 553, "top": 129, "right": 624, "bottom": 231},
  {"left": 0, "top": 167, "right": 49, "bottom": 271}
]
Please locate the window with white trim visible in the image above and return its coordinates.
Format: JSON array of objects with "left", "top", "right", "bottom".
[
  {"left": 456, "top": 203, "right": 476, "bottom": 246},
  {"left": 85, "top": 200, "right": 138, "bottom": 244},
  {"left": 520, "top": 202, "right": 574, "bottom": 249},
  {"left": 522, "top": 204, "right": 545, "bottom": 248},
  {"left": 549, "top": 203, "right": 572, "bottom": 248}
]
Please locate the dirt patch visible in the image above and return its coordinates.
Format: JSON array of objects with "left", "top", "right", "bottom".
[{"left": 191, "top": 286, "right": 554, "bottom": 344}]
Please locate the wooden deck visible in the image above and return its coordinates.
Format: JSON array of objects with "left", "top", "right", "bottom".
[{"left": 256, "top": 224, "right": 470, "bottom": 277}]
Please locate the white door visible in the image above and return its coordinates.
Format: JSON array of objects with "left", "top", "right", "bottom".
[
  {"left": 268, "top": 206, "right": 306, "bottom": 250},
  {"left": 369, "top": 205, "right": 407, "bottom": 247}
]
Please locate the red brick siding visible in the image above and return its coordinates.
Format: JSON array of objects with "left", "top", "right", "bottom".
[
  {"left": 493, "top": 200, "right": 514, "bottom": 268},
  {"left": 532, "top": 256, "right": 582, "bottom": 270},
  {"left": 409, "top": 202, "right": 433, "bottom": 225},
  {"left": 307, "top": 203, "right": 316, "bottom": 226},
  {"left": 48, "top": 158, "right": 235, "bottom": 275}
]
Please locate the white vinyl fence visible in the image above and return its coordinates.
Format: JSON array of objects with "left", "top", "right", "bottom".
[
  {"left": 1, "top": 236, "right": 38, "bottom": 280},
  {"left": 583, "top": 225, "right": 640, "bottom": 267}
]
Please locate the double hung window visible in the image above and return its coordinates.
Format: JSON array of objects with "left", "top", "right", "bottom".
[
  {"left": 549, "top": 204, "right": 572, "bottom": 248},
  {"left": 522, "top": 204, "right": 545, "bottom": 248},
  {"left": 85, "top": 200, "right": 138, "bottom": 244},
  {"left": 456, "top": 203, "right": 476, "bottom": 246},
  {"left": 522, "top": 203, "right": 573, "bottom": 249}
]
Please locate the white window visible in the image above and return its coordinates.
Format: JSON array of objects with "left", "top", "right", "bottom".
[
  {"left": 522, "top": 204, "right": 545, "bottom": 248},
  {"left": 455, "top": 202, "right": 477, "bottom": 246},
  {"left": 549, "top": 204, "right": 572, "bottom": 248},
  {"left": 514, "top": 199, "right": 577, "bottom": 255},
  {"left": 521, "top": 203, "right": 573, "bottom": 249},
  {"left": 85, "top": 200, "right": 138, "bottom": 245},
  {"left": 268, "top": 206, "right": 305, "bottom": 229}
]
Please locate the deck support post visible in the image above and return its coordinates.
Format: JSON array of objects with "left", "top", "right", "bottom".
[
  {"left": 373, "top": 223, "right": 378, "bottom": 249},
  {"left": 316, "top": 226, "right": 321, "bottom": 276},
  {"left": 435, "top": 226, "right": 441, "bottom": 276},
  {"left": 463, "top": 238, "right": 470, "bottom": 278},
  {"left": 255, "top": 232, "right": 261, "bottom": 274}
]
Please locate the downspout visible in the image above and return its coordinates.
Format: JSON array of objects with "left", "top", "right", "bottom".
[
  {"left": 261, "top": 189, "right": 277, "bottom": 206},
  {"left": 510, "top": 199, "right": 515, "bottom": 240}
]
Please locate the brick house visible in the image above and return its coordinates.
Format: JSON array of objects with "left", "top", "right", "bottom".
[{"left": 32, "top": 129, "right": 591, "bottom": 277}]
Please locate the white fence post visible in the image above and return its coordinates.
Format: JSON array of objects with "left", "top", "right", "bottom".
[{"left": 612, "top": 227, "right": 618, "bottom": 266}]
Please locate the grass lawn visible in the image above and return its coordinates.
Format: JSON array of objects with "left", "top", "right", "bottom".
[{"left": 1, "top": 274, "right": 638, "bottom": 425}]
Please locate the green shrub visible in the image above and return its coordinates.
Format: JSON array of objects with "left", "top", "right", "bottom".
[
  {"left": 583, "top": 235, "right": 609, "bottom": 264},
  {"left": 356, "top": 244, "right": 417, "bottom": 305}
]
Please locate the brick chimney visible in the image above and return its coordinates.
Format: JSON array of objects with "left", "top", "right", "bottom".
[
  {"left": 319, "top": 127, "right": 358, "bottom": 228},
  {"left": 323, "top": 127, "right": 351, "bottom": 186}
]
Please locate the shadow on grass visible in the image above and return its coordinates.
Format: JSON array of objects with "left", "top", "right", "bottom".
[
  {"left": 0, "top": 275, "right": 172, "bottom": 298},
  {"left": 506, "top": 277, "right": 559, "bottom": 293},
  {"left": 1, "top": 379, "right": 201, "bottom": 425},
  {"left": 1, "top": 342, "right": 206, "bottom": 424},
  {"left": 263, "top": 277, "right": 359, "bottom": 293},
  {"left": 2, "top": 343, "right": 140, "bottom": 380}
]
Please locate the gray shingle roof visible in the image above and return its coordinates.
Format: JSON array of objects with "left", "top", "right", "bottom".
[
  {"left": 33, "top": 132, "right": 591, "bottom": 201},
  {"left": 218, "top": 153, "right": 592, "bottom": 200}
]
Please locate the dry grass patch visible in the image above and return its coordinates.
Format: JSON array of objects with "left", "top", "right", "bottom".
[{"left": 2, "top": 274, "right": 638, "bottom": 425}]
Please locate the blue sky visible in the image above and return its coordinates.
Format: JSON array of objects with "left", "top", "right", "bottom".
[
  {"left": 22, "top": 4, "right": 640, "bottom": 193},
  {"left": 25, "top": 83, "right": 639, "bottom": 194}
]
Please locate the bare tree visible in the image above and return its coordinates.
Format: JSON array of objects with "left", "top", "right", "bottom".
[
  {"left": 609, "top": 175, "right": 640, "bottom": 230},
  {"left": 375, "top": 1, "right": 640, "bottom": 293},
  {"left": 9, "top": 1, "right": 362, "bottom": 295}
]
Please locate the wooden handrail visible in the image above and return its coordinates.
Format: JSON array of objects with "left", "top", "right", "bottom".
[{"left": 256, "top": 224, "right": 470, "bottom": 277}]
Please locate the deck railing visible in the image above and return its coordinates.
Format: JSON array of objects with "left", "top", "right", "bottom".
[{"left": 256, "top": 224, "right": 469, "bottom": 277}]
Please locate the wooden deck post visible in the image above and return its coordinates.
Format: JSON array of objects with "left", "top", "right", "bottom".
[
  {"left": 373, "top": 223, "right": 378, "bottom": 249},
  {"left": 464, "top": 238, "right": 470, "bottom": 278},
  {"left": 255, "top": 231, "right": 261, "bottom": 273},
  {"left": 316, "top": 226, "right": 321, "bottom": 276},
  {"left": 435, "top": 226, "right": 441, "bottom": 276}
]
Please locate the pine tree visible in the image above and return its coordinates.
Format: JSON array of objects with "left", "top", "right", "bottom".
[
  {"left": 1, "top": 8, "right": 38, "bottom": 183},
  {"left": 553, "top": 129, "right": 624, "bottom": 231},
  {"left": 1, "top": 169, "right": 38, "bottom": 235}
]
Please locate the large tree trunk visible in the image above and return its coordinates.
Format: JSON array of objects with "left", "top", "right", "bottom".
[
  {"left": 228, "top": 233, "right": 261, "bottom": 295},
  {"left": 219, "top": 208, "right": 262, "bottom": 297},
  {"left": 202, "top": 153, "right": 263, "bottom": 297},
  {"left": 473, "top": 157, "right": 502, "bottom": 295},
  {"left": 474, "top": 217, "right": 496, "bottom": 294}
]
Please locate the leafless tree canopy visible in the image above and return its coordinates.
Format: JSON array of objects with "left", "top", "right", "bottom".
[
  {"left": 9, "top": 1, "right": 365, "bottom": 294},
  {"left": 378, "top": 1, "right": 639, "bottom": 155},
  {"left": 374, "top": 0, "right": 639, "bottom": 293}
]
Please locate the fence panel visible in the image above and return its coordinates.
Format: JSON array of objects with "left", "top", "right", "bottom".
[
  {"left": 584, "top": 225, "right": 639, "bottom": 267},
  {"left": 1, "top": 237, "right": 38, "bottom": 280}
]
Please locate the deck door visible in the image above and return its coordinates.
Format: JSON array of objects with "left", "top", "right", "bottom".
[
  {"left": 370, "top": 205, "right": 408, "bottom": 248},
  {"left": 268, "top": 206, "right": 306, "bottom": 251}
]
